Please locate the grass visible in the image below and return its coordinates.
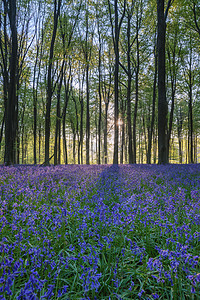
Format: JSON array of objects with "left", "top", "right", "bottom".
[{"left": 0, "top": 164, "right": 200, "bottom": 299}]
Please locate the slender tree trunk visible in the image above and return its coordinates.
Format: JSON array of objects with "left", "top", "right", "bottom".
[
  {"left": 109, "top": 0, "right": 125, "bottom": 164},
  {"left": 62, "top": 67, "right": 72, "bottom": 165},
  {"left": 147, "top": 45, "right": 157, "bottom": 164},
  {"left": 98, "top": 34, "right": 102, "bottom": 164},
  {"left": 125, "top": 124, "right": 128, "bottom": 163},
  {"left": 177, "top": 108, "right": 183, "bottom": 164},
  {"left": 167, "top": 85, "right": 175, "bottom": 160},
  {"left": 73, "top": 131, "right": 76, "bottom": 164},
  {"left": 178, "top": 138, "right": 182, "bottom": 164},
  {"left": 127, "top": 15, "right": 133, "bottom": 164},
  {"left": 63, "top": 123, "right": 68, "bottom": 164},
  {"left": 4, "top": 0, "right": 18, "bottom": 165},
  {"left": 120, "top": 122, "right": 125, "bottom": 164},
  {"left": 187, "top": 41, "right": 194, "bottom": 164},
  {"left": 16, "top": 76, "right": 19, "bottom": 164},
  {"left": 54, "top": 89, "right": 61, "bottom": 165},
  {"left": 188, "top": 77, "right": 193, "bottom": 163},
  {"left": 104, "top": 103, "right": 108, "bottom": 164},
  {"left": 21, "top": 127, "right": 24, "bottom": 164},
  {"left": 33, "top": 44, "right": 39, "bottom": 164},
  {"left": 166, "top": 36, "right": 180, "bottom": 160},
  {"left": 84, "top": 10, "right": 91, "bottom": 165},
  {"left": 120, "top": 94, "right": 125, "bottom": 164},
  {"left": 62, "top": 108, "right": 67, "bottom": 165},
  {"left": 1, "top": 1, "right": 9, "bottom": 158},
  {"left": 78, "top": 67, "right": 84, "bottom": 164},
  {"left": 58, "top": 119, "right": 61, "bottom": 164},
  {"left": 80, "top": 100, "right": 84, "bottom": 164},
  {"left": 133, "top": 18, "right": 140, "bottom": 164},
  {"left": 86, "top": 62, "right": 90, "bottom": 164},
  {"left": 142, "top": 114, "right": 147, "bottom": 161},
  {"left": 113, "top": 0, "right": 119, "bottom": 165},
  {"left": 39, "top": 123, "right": 41, "bottom": 163},
  {"left": 73, "top": 93, "right": 80, "bottom": 164},
  {"left": 0, "top": 113, "right": 5, "bottom": 153},
  {"left": 54, "top": 63, "right": 64, "bottom": 165},
  {"left": 153, "top": 128, "right": 157, "bottom": 164},
  {"left": 44, "top": 0, "right": 61, "bottom": 165},
  {"left": 157, "top": 0, "right": 168, "bottom": 164}
]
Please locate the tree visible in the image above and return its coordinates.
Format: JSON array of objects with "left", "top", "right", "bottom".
[
  {"left": 157, "top": 0, "right": 173, "bottom": 164},
  {"left": 108, "top": 0, "right": 126, "bottom": 164},
  {"left": 3, "top": 0, "right": 18, "bottom": 165},
  {"left": 44, "top": 0, "right": 61, "bottom": 165}
]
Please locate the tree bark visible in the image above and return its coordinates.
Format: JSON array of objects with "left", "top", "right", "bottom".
[
  {"left": 147, "top": 44, "right": 157, "bottom": 164},
  {"left": 98, "top": 31, "right": 102, "bottom": 165},
  {"left": 188, "top": 71, "right": 193, "bottom": 163},
  {"left": 133, "top": 24, "right": 139, "bottom": 164},
  {"left": 62, "top": 70, "right": 72, "bottom": 165},
  {"left": 113, "top": 0, "right": 119, "bottom": 164},
  {"left": 44, "top": 0, "right": 61, "bottom": 165},
  {"left": 157, "top": 0, "right": 168, "bottom": 164},
  {"left": 126, "top": 14, "right": 133, "bottom": 164},
  {"left": 104, "top": 103, "right": 109, "bottom": 164},
  {"left": 4, "top": 0, "right": 18, "bottom": 165},
  {"left": 0, "top": 113, "right": 5, "bottom": 153},
  {"left": 108, "top": 0, "right": 126, "bottom": 164},
  {"left": 54, "top": 63, "right": 64, "bottom": 165},
  {"left": 177, "top": 109, "right": 183, "bottom": 164}
]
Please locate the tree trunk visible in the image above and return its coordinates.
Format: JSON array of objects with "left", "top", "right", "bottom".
[
  {"left": 62, "top": 67, "right": 72, "bottom": 165},
  {"left": 85, "top": 11, "right": 90, "bottom": 165},
  {"left": 78, "top": 65, "right": 84, "bottom": 164},
  {"left": 104, "top": 103, "right": 108, "bottom": 164},
  {"left": 44, "top": 0, "right": 61, "bottom": 165},
  {"left": 108, "top": 0, "right": 125, "bottom": 164},
  {"left": 157, "top": 0, "right": 168, "bottom": 164},
  {"left": 147, "top": 44, "right": 157, "bottom": 164},
  {"left": 177, "top": 108, "right": 183, "bottom": 164},
  {"left": 39, "top": 123, "right": 41, "bottom": 163},
  {"left": 188, "top": 76, "right": 193, "bottom": 163},
  {"left": 153, "top": 126, "right": 157, "bottom": 164},
  {"left": 98, "top": 33, "right": 102, "bottom": 165},
  {"left": 120, "top": 92, "right": 125, "bottom": 164},
  {"left": 133, "top": 23, "right": 139, "bottom": 164},
  {"left": 33, "top": 43, "right": 40, "bottom": 164},
  {"left": 187, "top": 40, "right": 194, "bottom": 164},
  {"left": 86, "top": 62, "right": 90, "bottom": 165},
  {"left": 127, "top": 14, "right": 133, "bottom": 164},
  {"left": 73, "top": 132, "right": 76, "bottom": 164},
  {"left": 113, "top": 0, "right": 119, "bottom": 165},
  {"left": 4, "top": 0, "right": 18, "bottom": 165},
  {"left": 0, "top": 113, "right": 5, "bottom": 153},
  {"left": 54, "top": 63, "right": 64, "bottom": 165}
]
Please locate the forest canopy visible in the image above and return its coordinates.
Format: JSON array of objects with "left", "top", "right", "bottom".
[{"left": 0, "top": 0, "right": 200, "bottom": 165}]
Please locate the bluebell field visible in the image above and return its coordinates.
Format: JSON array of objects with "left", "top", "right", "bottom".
[{"left": 0, "top": 164, "right": 200, "bottom": 299}]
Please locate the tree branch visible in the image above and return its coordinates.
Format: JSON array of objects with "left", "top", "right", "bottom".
[{"left": 164, "top": 0, "right": 174, "bottom": 21}]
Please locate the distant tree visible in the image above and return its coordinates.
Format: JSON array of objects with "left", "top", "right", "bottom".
[{"left": 108, "top": 0, "right": 126, "bottom": 164}]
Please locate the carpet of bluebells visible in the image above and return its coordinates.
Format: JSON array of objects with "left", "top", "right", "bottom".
[{"left": 0, "top": 164, "right": 200, "bottom": 300}]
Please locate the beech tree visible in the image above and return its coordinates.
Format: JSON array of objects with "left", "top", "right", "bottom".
[
  {"left": 157, "top": 0, "right": 173, "bottom": 164},
  {"left": 44, "top": 0, "right": 61, "bottom": 165},
  {"left": 3, "top": 0, "right": 18, "bottom": 165},
  {"left": 108, "top": 0, "right": 126, "bottom": 164}
]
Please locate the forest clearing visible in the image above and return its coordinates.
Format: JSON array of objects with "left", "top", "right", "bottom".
[{"left": 0, "top": 164, "right": 200, "bottom": 299}]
